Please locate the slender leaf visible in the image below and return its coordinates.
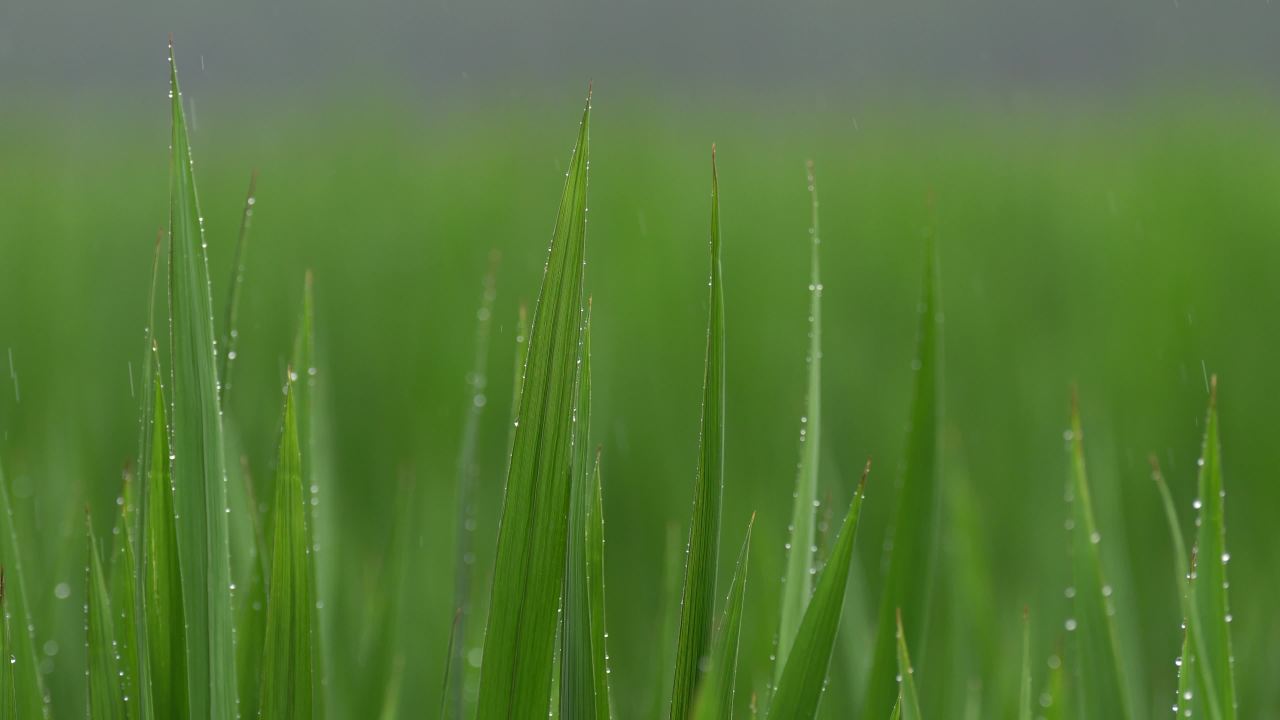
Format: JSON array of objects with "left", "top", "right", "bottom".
[
  {"left": 219, "top": 170, "right": 257, "bottom": 402},
  {"left": 888, "top": 697, "right": 900, "bottom": 720},
  {"left": 475, "top": 88, "right": 591, "bottom": 718},
  {"left": 1018, "top": 609, "right": 1032, "bottom": 720},
  {"left": 652, "top": 522, "right": 683, "bottom": 719},
  {"left": 1, "top": 570, "right": 18, "bottom": 720},
  {"left": 439, "top": 610, "right": 462, "bottom": 720},
  {"left": 670, "top": 145, "right": 727, "bottom": 720},
  {"left": 586, "top": 451, "right": 611, "bottom": 719},
  {"left": 166, "top": 38, "right": 238, "bottom": 718},
  {"left": 692, "top": 516, "right": 753, "bottom": 720},
  {"left": 88, "top": 515, "right": 127, "bottom": 720},
  {"left": 109, "top": 475, "right": 142, "bottom": 720},
  {"left": 895, "top": 610, "right": 922, "bottom": 720},
  {"left": 775, "top": 160, "right": 823, "bottom": 683},
  {"left": 864, "top": 231, "right": 942, "bottom": 719},
  {"left": 768, "top": 461, "right": 870, "bottom": 719},
  {"left": 0, "top": 462, "right": 47, "bottom": 719}
]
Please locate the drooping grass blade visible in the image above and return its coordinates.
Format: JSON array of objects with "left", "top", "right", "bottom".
[
  {"left": 475, "top": 88, "right": 591, "bottom": 718},
  {"left": 165, "top": 38, "right": 238, "bottom": 718},
  {"left": 895, "top": 609, "right": 922, "bottom": 720},
  {"left": 1064, "top": 396, "right": 1132, "bottom": 720},
  {"left": 0, "top": 462, "right": 47, "bottom": 719},
  {"left": 670, "top": 145, "right": 727, "bottom": 720},
  {"left": 775, "top": 160, "right": 823, "bottom": 684},
  {"left": 259, "top": 376, "right": 315, "bottom": 719},
  {"left": 768, "top": 461, "right": 870, "bottom": 719},
  {"left": 1192, "top": 377, "right": 1237, "bottom": 719},
  {"left": 87, "top": 514, "right": 127, "bottom": 720},
  {"left": 691, "top": 515, "right": 753, "bottom": 720},
  {"left": 218, "top": 170, "right": 257, "bottom": 402},
  {"left": 863, "top": 230, "right": 942, "bottom": 719}
]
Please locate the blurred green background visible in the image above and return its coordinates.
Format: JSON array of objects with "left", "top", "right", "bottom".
[{"left": 3, "top": 2, "right": 1280, "bottom": 716}]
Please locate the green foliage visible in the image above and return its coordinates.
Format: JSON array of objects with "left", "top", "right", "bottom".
[
  {"left": 691, "top": 516, "right": 752, "bottom": 720},
  {"left": 895, "top": 610, "right": 922, "bottom": 720},
  {"left": 87, "top": 516, "right": 127, "bottom": 720},
  {"left": 0, "top": 464, "right": 46, "bottom": 719}
]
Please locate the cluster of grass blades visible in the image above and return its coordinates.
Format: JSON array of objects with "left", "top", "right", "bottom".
[{"left": 0, "top": 38, "right": 1249, "bottom": 720}]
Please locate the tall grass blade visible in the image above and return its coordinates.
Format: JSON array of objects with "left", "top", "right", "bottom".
[
  {"left": 165, "top": 38, "right": 238, "bottom": 718},
  {"left": 775, "top": 160, "right": 823, "bottom": 684},
  {"left": 109, "top": 476, "right": 142, "bottom": 720},
  {"left": 0, "top": 463, "right": 47, "bottom": 719},
  {"left": 87, "top": 515, "right": 127, "bottom": 720},
  {"left": 439, "top": 609, "right": 462, "bottom": 720},
  {"left": 1064, "top": 396, "right": 1132, "bottom": 720},
  {"left": 768, "top": 461, "right": 869, "bottom": 719},
  {"left": 863, "top": 231, "right": 942, "bottom": 719},
  {"left": 651, "top": 522, "right": 683, "bottom": 718},
  {"left": 586, "top": 451, "right": 611, "bottom": 719},
  {"left": 475, "top": 88, "right": 591, "bottom": 718},
  {"left": 1192, "top": 377, "right": 1237, "bottom": 719},
  {"left": 0, "top": 570, "right": 15, "bottom": 719},
  {"left": 218, "top": 170, "right": 257, "bottom": 402},
  {"left": 670, "top": 145, "right": 727, "bottom": 720},
  {"left": 888, "top": 697, "right": 900, "bottom": 720},
  {"left": 259, "top": 376, "right": 315, "bottom": 719},
  {"left": 895, "top": 610, "right": 922, "bottom": 720},
  {"left": 691, "top": 516, "right": 753, "bottom": 720},
  {"left": 1018, "top": 609, "right": 1032, "bottom": 720}
]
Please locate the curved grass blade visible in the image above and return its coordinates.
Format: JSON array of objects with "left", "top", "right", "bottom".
[
  {"left": 88, "top": 514, "right": 127, "bottom": 720},
  {"left": 219, "top": 170, "right": 257, "bottom": 402},
  {"left": 670, "top": 145, "right": 727, "bottom": 720},
  {"left": 166, "top": 38, "right": 238, "bottom": 718},
  {"left": 475, "top": 88, "right": 591, "bottom": 719},
  {"left": 259, "top": 376, "right": 315, "bottom": 719},
  {"left": 1192, "top": 377, "right": 1237, "bottom": 719},
  {"left": 1064, "top": 396, "right": 1132, "bottom": 720},
  {"left": 0, "top": 463, "right": 47, "bottom": 719},
  {"left": 768, "top": 461, "right": 869, "bottom": 720},
  {"left": 863, "top": 231, "right": 942, "bottom": 719},
  {"left": 1018, "top": 609, "right": 1032, "bottom": 720},
  {"left": 775, "top": 160, "right": 823, "bottom": 684},
  {"left": 895, "top": 610, "right": 922, "bottom": 720},
  {"left": 692, "top": 515, "right": 753, "bottom": 720},
  {"left": 109, "top": 475, "right": 142, "bottom": 720}
]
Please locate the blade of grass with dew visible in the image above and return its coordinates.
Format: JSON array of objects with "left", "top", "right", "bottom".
[
  {"left": 651, "top": 522, "right": 683, "bottom": 718},
  {"left": 586, "top": 450, "right": 611, "bottom": 718},
  {"left": 259, "top": 376, "right": 315, "bottom": 719},
  {"left": 670, "top": 145, "right": 727, "bottom": 720},
  {"left": 863, "top": 231, "right": 942, "bottom": 719},
  {"left": 691, "top": 516, "right": 753, "bottom": 720},
  {"left": 372, "top": 474, "right": 417, "bottom": 720},
  {"left": 165, "top": 39, "right": 238, "bottom": 718},
  {"left": 768, "top": 461, "right": 869, "bottom": 720},
  {"left": 87, "top": 514, "right": 127, "bottom": 720},
  {"left": 889, "top": 697, "right": 900, "bottom": 720},
  {"left": 1192, "top": 376, "right": 1237, "bottom": 719},
  {"left": 109, "top": 475, "right": 141, "bottom": 720},
  {"left": 1019, "top": 609, "right": 1032, "bottom": 720},
  {"left": 450, "top": 255, "right": 499, "bottom": 717},
  {"left": 0, "top": 462, "right": 46, "bottom": 719},
  {"left": 561, "top": 303, "right": 609, "bottom": 720},
  {"left": 895, "top": 610, "right": 922, "bottom": 720},
  {"left": 1, "top": 570, "right": 16, "bottom": 719},
  {"left": 475, "top": 88, "right": 591, "bottom": 718},
  {"left": 775, "top": 160, "right": 823, "bottom": 686},
  {"left": 218, "top": 170, "right": 257, "bottom": 403},
  {"left": 1152, "top": 457, "right": 1222, "bottom": 720},
  {"left": 1065, "top": 397, "right": 1132, "bottom": 720}
]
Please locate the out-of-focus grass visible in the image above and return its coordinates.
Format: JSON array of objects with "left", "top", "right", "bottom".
[{"left": 1, "top": 94, "right": 1279, "bottom": 716}]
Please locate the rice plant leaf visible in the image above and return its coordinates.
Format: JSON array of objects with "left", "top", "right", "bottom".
[
  {"left": 586, "top": 451, "right": 611, "bottom": 719},
  {"left": 166, "top": 38, "right": 238, "bottom": 718},
  {"left": 670, "top": 145, "right": 726, "bottom": 720},
  {"left": 143, "top": 359, "right": 187, "bottom": 719},
  {"left": 651, "top": 522, "right": 683, "bottom": 718},
  {"left": 895, "top": 610, "right": 922, "bottom": 720},
  {"left": 1192, "top": 377, "right": 1237, "bottom": 720},
  {"left": 109, "top": 476, "right": 142, "bottom": 720},
  {"left": 88, "top": 514, "right": 128, "bottom": 720},
  {"left": 259, "top": 377, "right": 315, "bottom": 719},
  {"left": 768, "top": 462, "right": 869, "bottom": 720},
  {"left": 0, "top": 569, "right": 15, "bottom": 720},
  {"left": 1065, "top": 397, "right": 1132, "bottom": 720},
  {"left": 775, "top": 160, "right": 823, "bottom": 683},
  {"left": 863, "top": 231, "right": 942, "bottom": 719},
  {"left": 475, "top": 89, "right": 591, "bottom": 719},
  {"left": 218, "top": 170, "right": 257, "bottom": 402},
  {"left": 691, "top": 516, "right": 753, "bottom": 720},
  {"left": 0, "top": 463, "right": 47, "bottom": 719},
  {"left": 1018, "top": 609, "right": 1032, "bottom": 720}
]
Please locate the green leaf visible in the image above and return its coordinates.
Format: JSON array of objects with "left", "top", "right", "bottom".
[
  {"left": 670, "top": 145, "right": 727, "bottom": 720},
  {"left": 586, "top": 452, "right": 611, "bottom": 719},
  {"left": 1, "top": 570, "right": 19, "bottom": 720},
  {"left": 218, "top": 170, "right": 257, "bottom": 402},
  {"left": 87, "top": 514, "right": 128, "bottom": 720},
  {"left": 1064, "top": 396, "right": 1132, "bottom": 720},
  {"left": 1018, "top": 609, "right": 1032, "bottom": 720},
  {"left": 863, "top": 231, "right": 942, "bottom": 719},
  {"left": 692, "top": 516, "right": 753, "bottom": 720},
  {"left": 651, "top": 522, "right": 683, "bottom": 719},
  {"left": 775, "top": 160, "right": 823, "bottom": 683},
  {"left": 438, "top": 610, "right": 462, "bottom": 720},
  {"left": 895, "top": 610, "right": 922, "bottom": 720},
  {"left": 0, "top": 462, "right": 47, "bottom": 719},
  {"left": 475, "top": 88, "right": 591, "bottom": 719},
  {"left": 165, "top": 38, "right": 238, "bottom": 718},
  {"left": 259, "top": 377, "right": 315, "bottom": 719},
  {"left": 888, "top": 697, "right": 900, "bottom": 720},
  {"left": 109, "top": 476, "right": 142, "bottom": 720},
  {"left": 1192, "top": 377, "right": 1237, "bottom": 720},
  {"left": 768, "top": 462, "right": 870, "bottom": 720}
]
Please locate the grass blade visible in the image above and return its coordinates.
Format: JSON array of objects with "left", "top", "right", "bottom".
[
  {"left": 1192, "top": 377, "right": 1237, "bottom": 719},
  {"left": 1064, "top": 396, "right": 1132, "bottom": 719},
  {"left": 475, "top": 88, "right": 591, "bottom": 718},
  {"left": 109, "top": 476, "right": 142, "bottom": 720},
  {"left": 692, "top": 515, "right": 753, "bottom": 720},
  {"left": 670, "top": 145, "right": 727, "bottom": 720},
  {"left": 218, "top": 170, "right": 257, "bottom": 402},
  {"left": 0, "top": 463, "right": 47, "bottom": 719},
  {"left": 0, "top": 570, "right": 15, "bottom": 720},
  {"left": 768, "top": 461, "right": 870, "bottom": 719},
  {"left": 87, "top": 514, "right": 127, "bottom": 720},
  {"left": 586, "top": 451, "right": 611, "bottom": 719},
  {"left": 895, "top": 610, "right": 922, "bottom": 720},
  {"left": 775, "top": 160, "right": 823, "bottom": 683},
  {"left": 165, "top": 38, "right": 238, "bottom": 718},
  {"left": 259, "top": 376, "right": 315, "bottom": 719},
  {"left": 863, "top": 231, "right": 942, "bottom": 719},
  {"left": 1018, "top": 609, "right": 1032, "bottom": 720},
  {"left": 651, "top": 522, "right": 683, "bottom": 718},
  {"left": 888, "top": 697, "right": 900, "bottom": 720}
]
